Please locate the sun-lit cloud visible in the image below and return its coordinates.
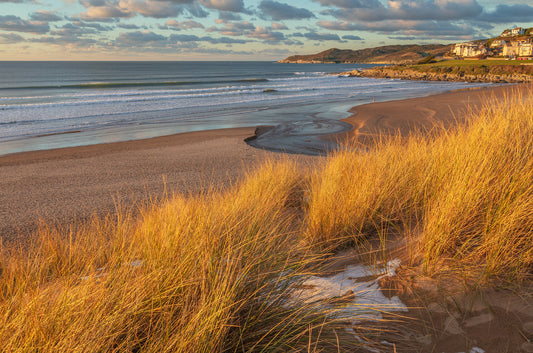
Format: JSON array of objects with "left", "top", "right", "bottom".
[
  {"left": 199, "top": 0, "right": 248, "bottom": 13},
  {"left": 322, "top": 0, "right": 483, "bottom": 22},
  {"left": 271, "top": 22, "right": 287, "bottom": 30},
  {"left": 161, "top": 19, "right": 205, "bottom": 30},
  {"left": 118, "top": 0, "right": 183, "bottom": 18}
]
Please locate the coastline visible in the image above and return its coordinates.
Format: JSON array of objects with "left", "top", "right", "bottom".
[
  {"left": 0, "top": 84, "right": 523, "bottom": 244},
  {"left": 329, "top": 84, "right": 529, "bottom": 145}
]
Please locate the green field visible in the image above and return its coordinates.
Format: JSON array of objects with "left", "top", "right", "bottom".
[{"left": 417, "top": 59, "right": 529, "bottom": 68}]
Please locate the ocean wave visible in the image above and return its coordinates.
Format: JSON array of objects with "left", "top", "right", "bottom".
[{"left": 0, "top": 78, "right": 270, "bottom": 91}]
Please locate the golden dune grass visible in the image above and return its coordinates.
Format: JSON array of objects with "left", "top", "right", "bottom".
[
  {"left": 306, "top": 87, "right": 533, "bottom": 281},
  {"left": 0, "top": 88, "right": 532, "bottom": 351},
  {"left": 0, "top": 161, "right": 344, "bottom": 352}
]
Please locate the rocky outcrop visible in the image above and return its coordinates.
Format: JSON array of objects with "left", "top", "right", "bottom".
[{"left": 342, "top": 66, "right": 533, "bottom": 83}]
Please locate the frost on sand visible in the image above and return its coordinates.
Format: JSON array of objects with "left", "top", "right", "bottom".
[{"left": 289, "top": 259, "right": 407, "bottom": 320}]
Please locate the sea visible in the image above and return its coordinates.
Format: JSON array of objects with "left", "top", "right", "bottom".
[{"left": 0, "top": 61, "right": 489, "bottom": 155}]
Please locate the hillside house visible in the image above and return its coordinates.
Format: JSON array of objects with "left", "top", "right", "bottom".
[
  {"left": 502, "top": 27, "right": 526, "bottom": 37},
  {"left": 490, "top": 40, "right": 506, "bottom": 47},
  {"left": 453, "top": 42, "right": 487, "bottom": 57},
  {"left": 512, "top": 27, "right": 526, "bottom": 36},
  {"left": 453, "top": 26, "right": 531, "bottom": 59},
  {"left": 519, "top": 43, "right": 533, "bottom": 57},
  {"left": 503, "top": 42, "right": 521, "bottom": 57}
]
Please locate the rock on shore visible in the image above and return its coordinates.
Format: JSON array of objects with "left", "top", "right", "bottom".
[{"left": 343, "top": 66, "right": 533, "bottom": 83}]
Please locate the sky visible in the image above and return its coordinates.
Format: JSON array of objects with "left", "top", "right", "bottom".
[{"left": 1, "top": 0, "right": 533, "bottom": 60}]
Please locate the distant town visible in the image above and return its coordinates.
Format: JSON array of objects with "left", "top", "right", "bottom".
[{"left": 453, "top": 27, "right": 533, "bottom": 60}]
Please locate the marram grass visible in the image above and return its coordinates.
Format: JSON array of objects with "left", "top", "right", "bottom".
[
  {"left": 306, "top": 86, "right": 533, "bottom": 281},
  {"left": 0, "top": 161, "right": 353, "bottom": 352},
  {"left": 0, "top": 87, "right": 532, "bottom": 351}
]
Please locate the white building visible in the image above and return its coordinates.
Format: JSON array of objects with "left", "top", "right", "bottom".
[
  {"left": 519, "top": 43, "right": 533, "bottom": 57},
  {"left": 503, "top": 42, "right": 520, "bottom": 57},
  {"left": 453, "top": 42, "right": 487, "bottom": 57},
  {"left": 490, "top": 40, "right": 506, "bottom": 47},
  {"left": 512, "top": 27, "right": 526, "bottom": 36}
]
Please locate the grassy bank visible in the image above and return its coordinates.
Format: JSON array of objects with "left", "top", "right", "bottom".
[
  {"left": 410, "top": 59, "right": 533, "bottom": 77},
  {"left": 347, "top": 60, "right": 533, "bottom": 83},
  {"left": 0, "top": 87, "right": 532, "bottom": 351}
]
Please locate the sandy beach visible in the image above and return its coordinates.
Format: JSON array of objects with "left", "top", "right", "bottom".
[
  {"left": 334, "top": 84, "right": 529, "bottom": 144},
  {"left": 0, "top": 84, "right": 527, "bottom": 244},
  {"left": 0, "top": 128, "right": 319, "bottom": 243}
]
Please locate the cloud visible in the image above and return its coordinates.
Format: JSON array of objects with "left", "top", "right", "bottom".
[
  {"left": 78, "top": 0, "right": 205, "bottom": 20},
  {"left": 51, "top": 23, "right": 97, "bottom": 36},
  {"left": 312, "top": 0, "right": 382, "bottom": 9},
  {"left": 388, "top": 35, "right": 417, "bottom": 40},
  {"left": 0, "top": 15, "right": 49, "bottom": 34},
  {"left": 118, "top": 0, "right": 183, "bottom": 18},
  {"left": 218, "top": 11, "right": 242, "bottom": 21},
  {"left": 115, "top": 30, "right": 168, "bottom": 46},
  {"left": 283, "top": 38, "right": 303, "bottom": 45},
  {"left": 342, "top": 19, "right": 484, "bottom": 39},
  {"left": 312, "top": 0, "right": 494, "bottom": 40},
  {"left": 245, "top": 26, "right": 285, "bottom": 42},
  {"left": 271, "top": 22, "right": 288, "bottom": 30},
  {"left": 185, "top": 46, "right": 254, "bottom": 55},
  {"left": 207, "top": 20, "right": 287, "bottom": 43},
  {"left": 117, "top": 22, "right": 144, "bottom": 29},
  {"left": 30, "top": 11, "right": 63, "bottom": 22},
  {"left": 258, "top": 47, "right": 290, "bottom": 55},
  {"left": 317, "top": 20, "right": 358, "bottom": 30},
  {"left": 73, "top": 20, "right": 113, "bottom": 30},
  {"left": 162, "top": 19, "right": 205, "bottom": 30},
  {"left": 388, "top": 0, "right": 483, "bottom": 20},
  {"left": 198, "top": 0, "right": 248, "bottom": 13},
  {"left": 49, "top": 21, "right": 113, "bottom": 37},
  {"left": 169, "top": 33, "right": 247, "bottom": 44},
  {"left": 478, "top": 4, "right": 533, "bottom": 23},
  {"left": 303, "top": 32, "right": 341, "bottom": 41},
  {"left": 0, "top": 32, "right": 25, "bottom": 43},
  {"left": 342, "top": 34, "right": 363, "bottom": 40},
  {"left": 30, "top": 35, "right": 98, "bottom": 47},
  {"left": 259, "top": 0, "right": 314, "bottom": 20},
  {"left": 181, "top": 2, "right": 210, "bottom": 17},
  {"left": 207, "top": 21, "right": 255, "bottom": 35},
  {"left": 322, "top": 0, "right": 483, "bottom": 21},
  {"left": 79, "top": 0, "right": 134, "bottom": 21}
]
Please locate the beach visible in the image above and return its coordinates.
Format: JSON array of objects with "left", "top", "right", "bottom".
[
  {"left": 0, "top": 84, "right": 526, "bottom": 244},
  {"left": 335, "top": 84, "right": 526, "bottom": 143}
]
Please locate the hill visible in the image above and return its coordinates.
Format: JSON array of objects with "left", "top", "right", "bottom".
[{"left": 278, "top": 44, "right": 453, "bottom": 64}]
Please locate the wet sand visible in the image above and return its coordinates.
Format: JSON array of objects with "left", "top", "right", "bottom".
[
  {"left": 1, "top": 84, "right": 528, "bottom": 244},
  {"left": 332, "top": 84, "right": 529, "bottom": 145}
]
